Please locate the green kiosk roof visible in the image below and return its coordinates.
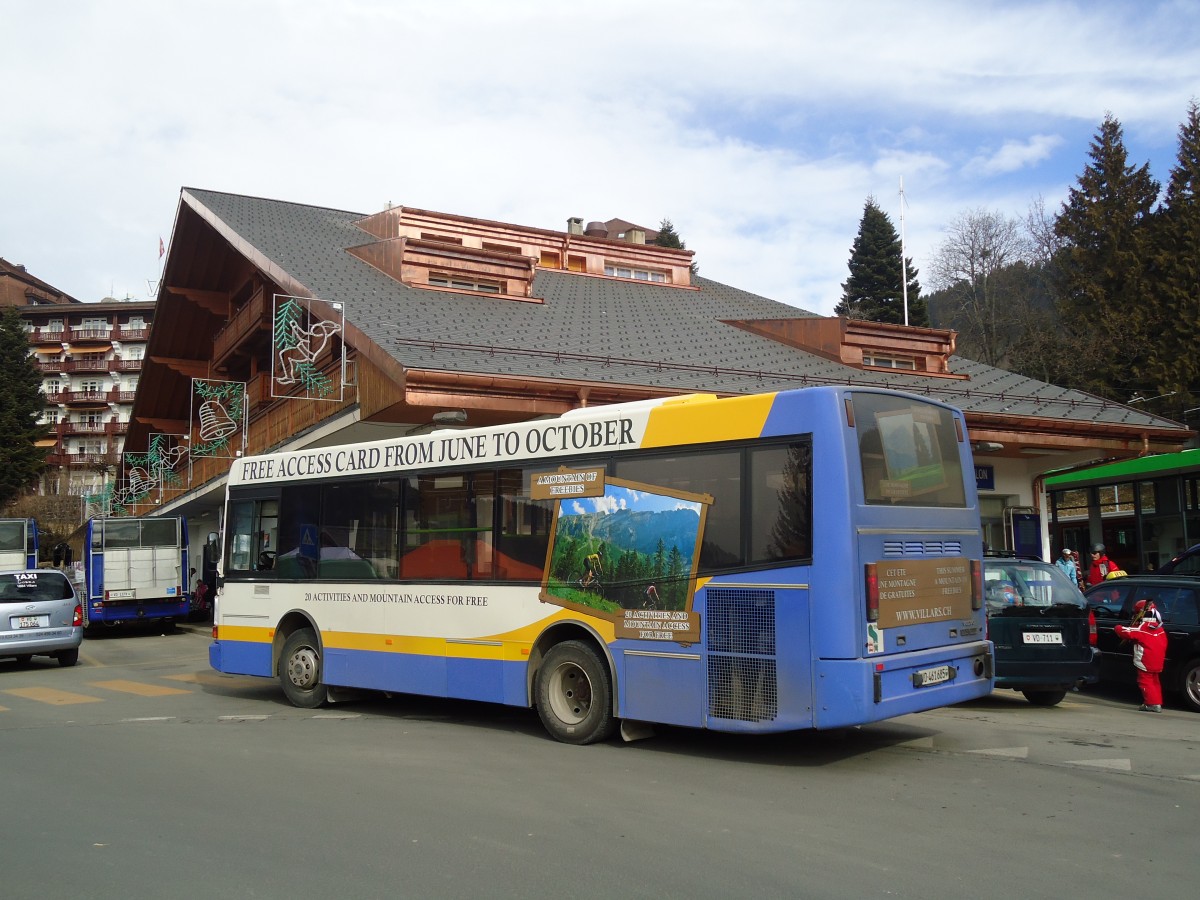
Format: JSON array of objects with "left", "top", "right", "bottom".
[{"left": 1044, "top": 447, "right": 1200, "bottom": 489}]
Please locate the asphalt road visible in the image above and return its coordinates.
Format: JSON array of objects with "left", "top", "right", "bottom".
[{"left": 2, "top": 626, "right": 1197, "bottom": 899}]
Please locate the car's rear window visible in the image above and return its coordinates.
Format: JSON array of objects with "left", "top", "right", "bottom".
[
  {"left": 984, "top": 560, "right": 1086, "bottom": 613},
  {"left": 0, "top": 571, "right": 74, "bottom": 602}
]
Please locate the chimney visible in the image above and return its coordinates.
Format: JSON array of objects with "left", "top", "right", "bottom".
[
  {"left": 567, "top": 217, "right": 584, "bottom": 236},
  {"left": 584, "top": 221, "right": 608, "bottom": 238},
  {"left": 626, "top": 228, "right": 646, "bottom": 244}
]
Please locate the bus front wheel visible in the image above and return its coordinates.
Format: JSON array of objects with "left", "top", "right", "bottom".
[
  {"left": 279, "top": 628, "right": 327, "bottom": 709},
  {"left": 535, "top": 640, "right": 615, "bottom": 745}
]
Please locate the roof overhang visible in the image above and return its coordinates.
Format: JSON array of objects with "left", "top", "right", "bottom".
[{"left": 1044, "top": 447, "right": 1200, "bottom": 489}]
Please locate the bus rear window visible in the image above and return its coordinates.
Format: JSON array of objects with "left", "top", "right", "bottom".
[
  {"left": 854, "top": 393, "right": 967, "bottom": 508},
  {"left": 0, "top": 522, "right": 24, "bottom": 551}
]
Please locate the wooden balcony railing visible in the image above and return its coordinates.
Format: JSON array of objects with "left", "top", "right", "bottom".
[
  {"left": 59, "top": 421, "right": 108, "bottom": 435},
  {"left": 44, "top": 452, "right": 120, "bottom": 468},
  {"left": 212, "top": 287, "right": 267, "bottom": 368},
  {"left": 63, "top": 359, "right": 110, "bottom": 373},
  {"left": 68, "top": 328, "right": 112, "bottom": 342},
  {"left": 64, "top": 390, "right": 109, "bottom": 404}
]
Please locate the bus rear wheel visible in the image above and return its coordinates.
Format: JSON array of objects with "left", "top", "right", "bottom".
[
  {"left": 279, "top": 628, "right": 327, "bottom": 709},
  {"left": 535, "top": 640, "right": 615, "bottom": 745}
]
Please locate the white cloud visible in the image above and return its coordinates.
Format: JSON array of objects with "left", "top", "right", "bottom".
[
  {"left": 969, "top": 136, "right": 1065, "bottom": 176},
  {"left": 1, "top": 1, "right": 1196, "bottom": 315},
  {"left": 592, "top": 495, "right": 624, "bottom": 515}
]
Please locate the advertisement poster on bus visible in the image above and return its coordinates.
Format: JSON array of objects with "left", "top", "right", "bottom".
[{"left": 538, "top": 472, "right": 709, "bottom": 642}]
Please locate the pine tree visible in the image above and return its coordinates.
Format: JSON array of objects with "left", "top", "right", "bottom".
[
  {"left": 1053, "top": 113, "right": 1161, "bottom": 400},
  {"left": 654, "top": 218, "right": 698, "bottom": 274},
  {"left": 0, "top": 307, "right": 46, "bottom": 508},
  {"left": 836, "top": 198, "right": 926, "bottom": 326},
  {"left": 1144, "top": 101, "right": 1200, "bottom": 420}
]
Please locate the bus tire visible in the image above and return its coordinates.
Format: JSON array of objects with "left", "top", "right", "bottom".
[
  {"left": 1021, "top": 689, "right": 1066, "bottom": 706},
  {"left": 535, "top": 640, "right": 615, "bottom": 745},
  {"left": 279, "top": 628, "right": 327, "bottom": 709}
]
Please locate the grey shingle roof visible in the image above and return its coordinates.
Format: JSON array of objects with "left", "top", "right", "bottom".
[{"left": 182, "top": 188, "right": 1186, "bottom": 433}]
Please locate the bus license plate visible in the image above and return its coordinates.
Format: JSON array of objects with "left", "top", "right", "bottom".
[
  {"left": 913, "top": 665, "right": 951, "bottom": 687},
  {"left": 108, "top": 589, "right": 135, "bottom": 600},
  {"left": 1023, "top": 632, "right": 1063, "bottom": 644},
  {"left": 15, "top": 615, "right": 48, "bottom": 629}
]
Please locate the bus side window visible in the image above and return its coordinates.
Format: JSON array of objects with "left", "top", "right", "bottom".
[
  {"left": 496, "top": 467, "right": 554, "bottom": 582},
  {"left": 320, "top": 479, "right": 398, "bottom": 581},
  {"left": 748, "top": 442, "right": 812, "bottom": 564},
  {"left": 614, "top": 449, "right": 742, "bottom": 572}
]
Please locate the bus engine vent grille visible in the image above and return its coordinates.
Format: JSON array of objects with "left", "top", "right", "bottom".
[
  {"left": 706, "top": 588, "right": 778, "bottom": 722},
  {"left": 882, "top": 540, "right": 962, "bottom": 557}
]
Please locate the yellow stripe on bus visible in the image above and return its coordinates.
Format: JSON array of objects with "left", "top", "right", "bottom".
[
  {"left": 641, "top": 393, "right": 776, "bottom": 448},
  {"left": 219, "top": 607, "right": 618, "bottom": 661}
]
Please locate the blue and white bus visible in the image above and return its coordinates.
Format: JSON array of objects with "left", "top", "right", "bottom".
[
  {"left": 210, "top": 387, "right": 993, "bottom": 743},
  {"left": 83, "top": 516, "right": 189, "bottom": 628},
  {"left": 0, "top": 518, "right": 39, "bottom": 570}
]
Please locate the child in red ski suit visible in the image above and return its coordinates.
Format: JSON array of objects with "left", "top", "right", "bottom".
[{"left": 1114, "top": 599, "right": 1168, "bottom": 712}]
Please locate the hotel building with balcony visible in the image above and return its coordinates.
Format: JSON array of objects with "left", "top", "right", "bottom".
[{"left": 18, "top": 296, "right": 154, "bottom": 498}]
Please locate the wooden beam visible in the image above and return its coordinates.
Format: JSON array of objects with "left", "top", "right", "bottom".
[
  {"left": 148, "top": 355, "right": 210, "bottom": 379},
  {"left": 133, "top": 417, "right": 189, "bottom": 434},
  {"left": 165, "top": 285, "right": 228, "bottom": 315}
]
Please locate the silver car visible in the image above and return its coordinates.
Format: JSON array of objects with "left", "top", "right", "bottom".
[{"left": 0, "top": 569, "right": 83, "bottom": 667}]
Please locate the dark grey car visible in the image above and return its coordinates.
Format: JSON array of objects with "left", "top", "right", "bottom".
[
  {"left": 984, "top": 556, "right": 1100, "bottom": 706},
  {"left": 1084, "top": 574, "right": 1200, "bottom": 712},
  {"left": 0, "top": 569, "right": 83, "bottom": 667}
]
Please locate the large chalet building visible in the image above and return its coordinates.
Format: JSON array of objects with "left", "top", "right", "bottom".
[{"left": 114, "top": 188, "right": 1190, "bottom": 569}]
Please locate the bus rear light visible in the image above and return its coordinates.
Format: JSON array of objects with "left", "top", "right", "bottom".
[
  {"left": 212, "top": 624, "right": 218, "bottom": 640},
  {"left": 865, "top": 563, "right": 879, "bottom": 622},
  {"left": 1088, "top": 609, "right": 1097, "bottom": 646},
  {"left": 970, "top": 559, "right": 983, "bottom": 610}
]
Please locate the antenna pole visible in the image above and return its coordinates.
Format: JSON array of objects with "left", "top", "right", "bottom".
[{"left": 899, "top": 177, "right": 909, "bottom": 327}]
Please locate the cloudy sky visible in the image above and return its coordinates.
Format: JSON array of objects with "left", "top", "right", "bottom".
[{"left": 3, "top": 0, "right": 1196, "bottom": 316}]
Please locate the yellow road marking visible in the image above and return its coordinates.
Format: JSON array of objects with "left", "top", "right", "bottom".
[
  {"left": 3, "top": 686, "right": 103, "bottom": 705},
  {"left": 163, "top": 671, "right": 261, "bottom": 686},
  {"left": 79, "top": 648, "right": 102, "bottom": 667},
  {"left": 89, "top": 679, "right": 192, "bottom": 697}
]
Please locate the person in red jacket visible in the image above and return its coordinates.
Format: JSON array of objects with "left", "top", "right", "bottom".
[
  {"left": 1085, "top": 543, "right": 1119, "bottom": 587},
  {"left": 1114, "top": 598, "right": 1168, "bottom": 712}
]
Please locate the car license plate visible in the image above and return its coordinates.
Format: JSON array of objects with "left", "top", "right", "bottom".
[
  {"left": 913, "top": 664, "right": 952, "bottom": 687},
  {"left": 1022, "top": 632, "right": 1063, "bottom": 644},
  {"left": 14, "top": 615, "right": 48, "bottom": 629}
]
